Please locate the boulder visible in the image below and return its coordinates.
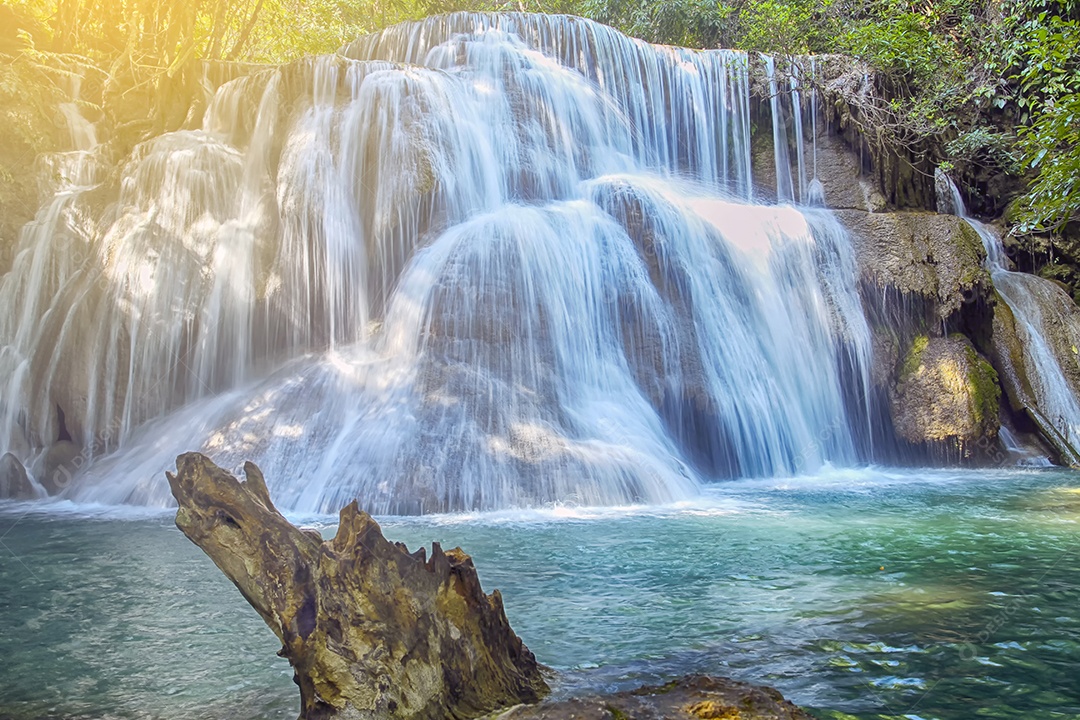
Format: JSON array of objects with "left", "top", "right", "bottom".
[
  {"left": 494, "top": 675, "right": 813, "bottom": 720},
  {"left": 0, "top": 453, "right": 35, "bottom": 500},
  {"left": 891, "top": 335, "right": 1001, "bottom": 450},
  {"left": 167, "top": 453, "right": 548, "bottom": 720}
]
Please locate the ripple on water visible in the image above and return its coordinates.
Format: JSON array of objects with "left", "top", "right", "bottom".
[{"left": 1, "top": 467, "right": 1080, "bottom": 719}]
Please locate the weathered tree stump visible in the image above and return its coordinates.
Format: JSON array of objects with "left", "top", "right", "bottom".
[{"left": 167, "top": 452, "right": 548, "bottom": 720}]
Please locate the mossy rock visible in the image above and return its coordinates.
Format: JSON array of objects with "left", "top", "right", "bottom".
[
  {"left": 837, "top": 211, "right": 991, "bottom": 323},
  {"left": 961, "top": 336, "right": 1001, "bottom": 428},
  {"left": 899, "top": 334, "right": 930, "bottom": 382},
  {"left": 892, "top": 334, "right": 1000, "bottom": 448}
]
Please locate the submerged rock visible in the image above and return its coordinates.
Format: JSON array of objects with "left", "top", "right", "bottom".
[
  {"left": 891, "top": 335, "right": 1000, "bottom": 451},
  {"left": 167, "top": 452, "right": 548, "bottom": 720},
  {"left": 0, "top": 453, "right": 35, "bottom": 500},
  {"left": 492, "top": 675, "right": 812, "bottom": 720}
]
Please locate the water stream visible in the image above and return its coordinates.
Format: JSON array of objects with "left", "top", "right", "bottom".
[{"left": 938, "top": 174, "right": 1080, "bottom": 461}]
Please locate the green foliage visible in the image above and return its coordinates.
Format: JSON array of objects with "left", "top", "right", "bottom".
[
  {"left": 734, "top": 0, "right": 835, "bottom": 53},
  {"left": 5, "top": 0, "right": 375, "bottom": 65},
  {"left": 987, "top": 0, "right": 1080, "bottom": 231},
  {"left": 945, "top": 127, "right": 1023, "bottom": 175},
  {"left": 1, "top": 0, "right": 1077, "bottom": 233},
  {"left": 576, "top": 0, "right": 839, "bottom": 52},
  {"left": 1016, "top": 92, "right": 1080, "bottom": 232},
  {"left": 838, "top": 8, "right": 957, "bottom": 90},
  {"left": 0, "top": 54, "right": 72, "bottom": 156}
]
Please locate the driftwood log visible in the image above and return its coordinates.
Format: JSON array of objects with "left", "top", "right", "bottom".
[{"left": 167, "top": 452, "right": 548, "bottom": 720}]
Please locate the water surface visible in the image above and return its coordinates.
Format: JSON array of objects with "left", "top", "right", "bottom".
[{"left": 2, "top": 467, "right": 1078, "bottom": 719}]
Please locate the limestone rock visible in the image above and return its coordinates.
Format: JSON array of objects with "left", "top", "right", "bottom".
[
  {"left": 989, "top": 279, "right": 1080, "bottom": 464},
  {"left": 167, "top": 453, "right": 548, "bottom": 720},
  {"left": 492, "top": 675, "right": 813, "bottom": 720},
  {"left": 991, "top": 291, "right": 1038, "bottom": 417},
  {"left": 934, "top": 168, "right": 961, "bottom": 216},
  {"left": 0, "top": 453, "right": 35, "bottom": 500},
  {"left": 836, "top": 211, "right": 990, "bottom": 323},
  {"left": 891, "top": 335, "right": 1000, "bottom": 449},
  {"left": 811, "top": 132, "right": 887, "bottom": 212}
]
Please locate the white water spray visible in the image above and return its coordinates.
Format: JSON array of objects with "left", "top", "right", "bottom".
[{"left": 1, "top": 15, "right": 881, "bottom": 512}]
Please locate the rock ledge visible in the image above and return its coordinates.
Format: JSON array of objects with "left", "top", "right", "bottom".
[{"left": 492, "top": 675, "right": 813, "bottom": 719}]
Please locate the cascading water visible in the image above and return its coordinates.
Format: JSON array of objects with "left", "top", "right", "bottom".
[
  {"left": 0, "top": 74, "right": 101, "bottom": 461},
  {"left": 937, "top": 172, "right": 1080, "bottom": 462},
  {"left": 0, "top": 14, "right": 881, "bottom": 513},
  {"left": 761, "top": 54, "right": 820, "bottom": 206}
]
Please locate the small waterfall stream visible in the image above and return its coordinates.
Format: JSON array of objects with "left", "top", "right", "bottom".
[
  {"left": 938, "top": 173, "right": 1080, "bottom": 461},
  {"left": 0, "top": 15, "right": 900, "bottom": 512}
]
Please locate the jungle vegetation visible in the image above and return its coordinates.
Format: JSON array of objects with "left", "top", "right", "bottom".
[{"left": 0, "top": 0, "right": 1076, "bottom": 239}]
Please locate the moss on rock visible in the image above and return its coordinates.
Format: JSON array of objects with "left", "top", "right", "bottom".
[
  {"left": 891, "top": 334, "right": 1001, "bottom": 451},
  {"left": 900, "top": 334, "right": 930, "bottom": 381},
  {"left": 837, "top": 211, "right": 991, "bottom": 324},
  {"left": 964, "top": 339, "right": 1001, "bottom": 428}
]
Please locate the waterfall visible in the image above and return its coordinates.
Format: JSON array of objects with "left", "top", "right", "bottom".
[
  {"left": 0, "top": 14, "right": 882, "bottom": 513},
  {"left": 936, "top": 170, "right": 1080, "bottom": 460},
  {"left": 762, "top": 54, "right": 816, "bottom": 206},
  {"left": 0, "top": 73, "right": 101, "bottom": 463},
  {"left": 806, "top": 56, "right": 825, "bottom": 207},
  {"left": 788, "top": 62, "right": 808, "bottom": 203},
  {"left": 763, "top": 55, "right": 795, "bottom": 204}
]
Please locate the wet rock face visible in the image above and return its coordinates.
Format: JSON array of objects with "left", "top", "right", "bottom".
[
  {"left": 167, "top": 453, "right": 548, "bottom": 720},
  {"left": 0, "top": 452, "right": 35, "bottom": 500},
  {"left": 989, "top": 276, "right": 1080, "bottom": 464},
  {"left": 836, "top": 211, "right": 990, "bottom": 325},
  {"left": 809, "top": 131, "right": 888, "bottom": 213},
  {"left": 750, "top": 108, "right": 885, "bottom": 213},
  {"left": 891, "top": 335, "right": 1000, "bottom": 450},
  {"left": 494, "top": 675, "right": 813, "bottom": 720}
]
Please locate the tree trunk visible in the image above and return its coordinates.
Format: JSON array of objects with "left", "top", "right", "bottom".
[{"left": 167, "top": 453, "right": 549, "bottom": 720}]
